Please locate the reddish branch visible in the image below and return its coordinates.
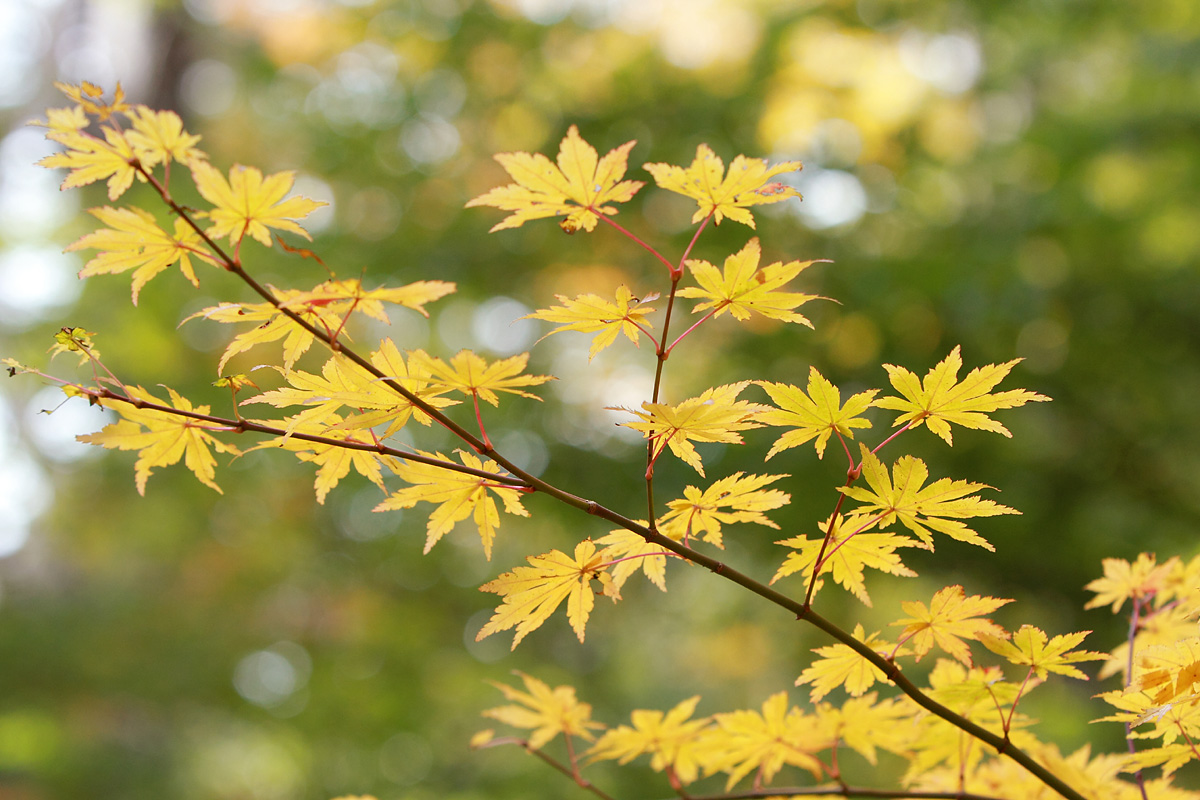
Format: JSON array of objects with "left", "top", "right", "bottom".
[{"left": 76, "top": 384, "right": 526, "bottom": 486}]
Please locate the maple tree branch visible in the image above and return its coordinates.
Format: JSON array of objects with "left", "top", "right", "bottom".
[
  {"left": 657, "top": 786, "right": 1008, "bottom": 800},
  {"left": 232, "top": 229, "right": 247, "bottom": 264},
  {"left": 887, "top": 633, "right": 913, "bottom": 663},
  {"left": 805, "top": 418, "right": 908, "bottom": 609},
  {"left": 640, "top": 209, "right": 717, "bottom": 524},
  {"left": 213, "top": 251, "right": 500, "bottom": 459},
  {"left": 472, "top": 392, "right": 495, "bottom": 451},
  {"left": 599, "top": 215, "right": 676, "bottom": 274},
  {"left": 983, "top": 683, "right": 1011, "bottom": 733},
  {"left": 125, "top": 134, "right": 1088, "bottom": 800},
  {"left": 665, "top": 307, "right": 719, "bottom": 355},
  {"left": 134, "top": 162, "right": 239, "bottom": 272},
  {"left": 957, "top": 734, "right": 972, "bottom": 789},
  {"left": 801, "top": 613, "right": 1083, "bottom": 800},
  {"left": 804, "top": 480, "right": 851, "bottom": 609},
  {"left": 222, "top": 383, "right": 244, "bottom": 421},
  {"left": 1178, "top": 723, "right": 1200, "bottom": 763},
  {"left": 628, "top": 317, "right": 658, "bottom": 344},
  {"left": 78, "top": 385, "right": 526, "bottom": 486},
  {"left": 482, "top": 736, "right": 618, "bottom": 800},
  {"left": 28, "top": 91, "right": 1108, "bottom": 800},
  {"left": 870, "top": 420, "right": 915, "bottom": 457},
  {"left": 1123, "top": 599, "right": 1151, "bottom": 800},
  {"left": 1003, "top": 668, "right": 1036, "bottom": 735},
  {"left": 328, "top": 293, "right": 361, "bottom": 347},
  {"left": 812, "top": 511, "right": 889, "bottom": 576},
  {"left": 136, "top": 162, "right": 514, "bottom": 473},
  {"left": 57, "top": 327, "right": 133, "bottom": 400},
  {"left": 565, "top": 732, "right": 582, "bottom": 780},
  {"left": 677, "top": 214, "right": 711, "bottom": 271},
  {"left": 643, "top": 267, "right": 685, "bottom": 525},
  {"left": 560, "top": 500, "right": 1087, "bottom": 800},
  {"left": 596, "top": 551, "right": 680, "bottom": 570},
  {"left": 834, "top": 429, "right": 855, "bottom": 470},
  {"left": 1124, "top": 600, "right": 1142, "bottom": 683}
]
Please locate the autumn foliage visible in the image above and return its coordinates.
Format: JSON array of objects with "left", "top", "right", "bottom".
[{"left": 13, "top": 81, "right": 1200, "bottom": 800}]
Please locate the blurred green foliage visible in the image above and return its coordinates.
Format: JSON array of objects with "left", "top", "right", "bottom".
[{"left": 2, "top": 0, "right": 1200, "bottom": 797}]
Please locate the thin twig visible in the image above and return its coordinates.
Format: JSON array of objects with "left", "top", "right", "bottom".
[{"left": 79, "top": 385, "right": 526, "bottom": 485}]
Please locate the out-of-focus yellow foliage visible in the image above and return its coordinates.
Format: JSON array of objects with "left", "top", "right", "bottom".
[{"left": 759, "top": 19, "right": 973, "bottom": 168}]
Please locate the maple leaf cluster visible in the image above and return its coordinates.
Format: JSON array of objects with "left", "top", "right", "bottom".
[
  {"left": 478, "top": 654, "right": 1170, "bottom": 799},
  {"left": 1089, "top": 553, "right": 1200, "bottom": 779},
  {"left": 21, "top": 83, "right": 1200, "bottom": 800}
]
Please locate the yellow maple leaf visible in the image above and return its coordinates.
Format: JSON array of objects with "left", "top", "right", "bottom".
[
  {"left": 925, "top": 659, "right": 1021, "bottom": 715},
  {"left": 469, "top": 729, "right": 495, "bottom": 749},
  {"left": 1084, "top": 553, "right": 1176, "bottom": 613},
  {"left": 243, "top": 343, "right": 458, "bottom": 438},
  {"left": 280, "top": 278, "right": 455, "bottom": 322},
  {"left": 246, "top": 414, "right": 399, "bottom": 505},
  {"left": 185, "top": 291, "right": 342, "bottom": 373},
  {"left": 1098, "top": 682, "right": 1200, "bottom": 778},
  {"left": 1006, "top": 744, "right": 1128, "bottom": 800},
  {"left": 48, "top": 326, "right": 99, "bottom": 365},
  {"left": 1097, "top": 683, "right": 1200, "bottom": 749},
  {"left": 476, "top": 540, "right": 617, "bottom": 648},
  {"left": 1099, "top": 602, "right": 1199, "bottom": 682},
  {"left": 38, "top": 125, "right": 141, "bottom": 200},
  {"left": 407, "top": 350, "right": 553, "bottom": 407},
  {"left": 1119, "top": 743, "right": 1197, "bottom": 779},
  {"left": 796, "top": 624, "right": 902, "bottom": 702},
  {"left": 619, "top": 382, "right": 768, "bottom": 477},
  {"left": 657, "top": 472, "right": 790, "bottom": 548},
  {"left": 466, "top": 125, "right": 643, "bottom": 233},
  {"left": 523, "top": 285, "right": 656, "bottom": 360},
  {"left": 191, "top": 162, "right": 326, "bottom": 246},
  {"left": 375, "top": 450, "right": 529, "bottom": 560},
  {"left": 482, "top": 671, "right": 604, "bottom": 750},
  {"left": 873, "top": 346, "right": 1050, "bottom": 445},
  {"left": 123, "top": 106, "right": 205, "bottom": 168},
  {"left": 1162, "top": 553, "right": 1200, "bottom": 611},
  {"left": 757, "top": 367, "right": 878, "bottom": 460},
  {"left": 772, "top": 513, "right": 919, "bottom": 607},
  {"left": 643, "top": 144, "right": 802, "bottom": 228},
  {"left": 1131, "top": 638, "right": 1200, "bottom": 705},
  {"left": 817, "top": 694, "right": 916, "bottom": 765},
  {"left": 78, "top": 385, "right": 241, "bottom": 494},
  {"left": 679, "top": 238, "right": 822, "bottom": 324},
  {"left": 246, "top": 357, "right": 386, "bottom": 438},
  {"left": 908, "top": 661, "right": 1033, "bottom": 782},
  {"left": 980, "top": 625, "right": 1106, "bottom": 680},
  {"left": 52, "top": 80, "right": 129, "bottom": 120},
  {"left": 891, "top": 585, "right": 1012, "bottom": 665},
  {"left": 186, "top": 281, "right": 446, "bottom": 373},
  {"left": 595, "top": 526, "right": 669, "bottom": 591},
  {"left": 352, "top": 338, "right": 461, "bottom": 434},
  {"left": 67, "top": 206, "right": 217, "bottom": 304},
  {"left": 840, "top": 445, "right": 1018, "bottom": 551},
  {"left": 213, "top": 374, "right": 258, "bottom": 393},
  {"left": 587, "top": 696, "right": 710, "bottom": 785},
  {"left": 35, "top": 104, "right": 89, "bottom": 135},
  {"left": 3, "top": 358, "right": 30, "bottom": 377},
  {"left": 701, "top": 691, "right": 829, "bottom": 788},
  {"left": 34, "top": 85, "right": 204, "bottom": 199}
]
